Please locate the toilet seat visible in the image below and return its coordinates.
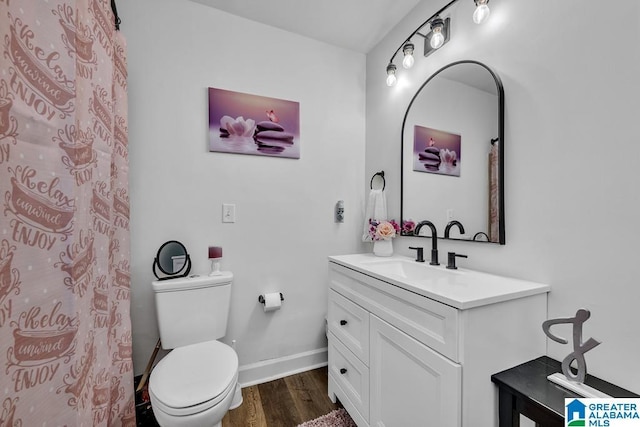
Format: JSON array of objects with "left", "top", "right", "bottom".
[{"left": 149, "top": 340, "right": 238, "bottom": 417}]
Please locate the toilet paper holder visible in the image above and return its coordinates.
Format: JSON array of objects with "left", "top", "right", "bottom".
[{"left": 258, "top": 293, "right": 284, "bottom": 304}]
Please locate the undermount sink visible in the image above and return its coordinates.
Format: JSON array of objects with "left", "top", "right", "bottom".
[{"left": 360, "top": 258, "right": 458, "bottom": 281}]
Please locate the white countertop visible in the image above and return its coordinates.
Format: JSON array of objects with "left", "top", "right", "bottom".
[{"left": 329, "top": 253, "right": 550, "bottom": 309}]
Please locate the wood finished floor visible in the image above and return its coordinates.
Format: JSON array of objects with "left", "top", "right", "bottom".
[{"left": 222, "top": 367, "right": 340, "bottom": 427}]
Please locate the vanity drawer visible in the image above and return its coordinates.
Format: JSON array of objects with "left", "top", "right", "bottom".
[
  {"left": 328, "top": 289, "right": 370, "bottom": 364},
  {"left": 330, "top": 263, "right": 459, "bottom": 362},
  {"left": 328, "top": 332, "right": 369, "bottom": 423}
]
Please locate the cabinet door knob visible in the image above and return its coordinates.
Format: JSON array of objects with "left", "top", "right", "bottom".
[
  {"left": 340, "top": 368, "right": 347, "bottom": 375},
  {"left": 340, "top": 320, "right": 348, "bottom": 326}
]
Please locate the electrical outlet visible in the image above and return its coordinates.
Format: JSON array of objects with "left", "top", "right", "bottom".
[{"left": 222, "top": 203, "right": 236, "bottom": 223}]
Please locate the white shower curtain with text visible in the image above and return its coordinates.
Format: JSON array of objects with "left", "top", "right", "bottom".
[{"left": 0, "top": 0, "right": 134, "bottom": 425}]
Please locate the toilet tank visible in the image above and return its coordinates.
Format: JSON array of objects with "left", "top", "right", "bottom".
[{"left": 152, "top": 272, "right": 233, "bottom": 349}]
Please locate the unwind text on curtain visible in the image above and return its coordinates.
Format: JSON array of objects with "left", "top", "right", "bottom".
[{"left": 0, "top": 0, "right": 134, "bottom": 425}]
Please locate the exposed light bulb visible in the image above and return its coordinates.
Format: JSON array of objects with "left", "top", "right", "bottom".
[
  {"left": 402, "top": 53, "right": 414, "bottom": 69},
  {"left": 473, "top": 0, "right": 490, "bottom": 24},
  {"left": 386, "top": 63, "right": 397, "bottom": 87},
  {"left": 430, "top": 27, "right": 444, "bottom": 49},
  {"left": 429, "top": 17, "right": 446, "bottom": 50},
  {"left": 402, "top": 42, "right": 415, "bottom": 69}
]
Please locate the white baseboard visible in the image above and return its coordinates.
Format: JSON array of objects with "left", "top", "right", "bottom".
[{"left": 238, "top": 347, "right": 328, "bottom": 388}]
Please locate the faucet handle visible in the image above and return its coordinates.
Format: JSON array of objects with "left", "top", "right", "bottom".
[
  {"left": 446, "top": 252, "right": 468, "bottom": 270},
  {"left": 408, "top": 246, "right": 425, "bottom": 263}
]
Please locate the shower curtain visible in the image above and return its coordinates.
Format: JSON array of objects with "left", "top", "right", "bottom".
[{"left": 0, "top": 0, "right": 134, "bottom": 425}]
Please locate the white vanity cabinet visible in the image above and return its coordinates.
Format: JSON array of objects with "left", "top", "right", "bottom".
[
  {"left": 369, "top": 314, "right": 461, "bottom": 427},
  {"left": 327, "top": 254, "right": 550, "bottom": 427}
]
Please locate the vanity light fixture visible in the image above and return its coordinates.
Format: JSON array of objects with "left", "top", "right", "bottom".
[
  {"left": 425, "top": 16, "right": 450, "bottom": 56},
  {"left": 402, "top": 41, "right": 415, "bottom": 69},
  {"left": 428, "top": 17, "right": 447, "bottom": 49},
  {"left": 473, "top": 0, "right": 490, "bottom": 24},
  {"left": 386, "top": 63, "right": 398, "bottom": 87},
  {"left": 384, "top": 0, "right": 493, "bottom": 86}
]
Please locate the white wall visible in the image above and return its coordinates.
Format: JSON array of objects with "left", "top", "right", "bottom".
[
  {"left": 119, "top": 0, "right": 367, "bottom": 381},
  {"left": 367, "top": 0, "right": 640, "bottom": 392}
]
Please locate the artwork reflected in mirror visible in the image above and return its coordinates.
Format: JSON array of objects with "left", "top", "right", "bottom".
[
  {"left": 413, "top": 125, "right": 461, "bottom": 177},
  {"left": 401, "top": 60, "right": 504, "bottom": 244}
]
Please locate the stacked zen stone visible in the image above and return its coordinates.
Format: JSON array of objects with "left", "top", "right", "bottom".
[
  {"left": 418, "top": 146, "right": 441, "bottom": 170},
  {"left": 254, "top": 121, "right": 294, "bottom": 154}
]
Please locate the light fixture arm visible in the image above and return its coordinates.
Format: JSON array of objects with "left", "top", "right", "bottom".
[{"left": 387, "top": 0, "right": 460, "bottom": 65}]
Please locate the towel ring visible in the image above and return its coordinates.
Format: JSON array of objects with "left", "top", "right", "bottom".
[
  {"left": 370, "top": 171, "right": 385, "bottom": 191},
  {"left": 473, "top": 232, "right": 490, "bottom": 241}
]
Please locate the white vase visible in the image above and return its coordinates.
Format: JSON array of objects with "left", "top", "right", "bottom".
[{"left": 373, "top": 239, "right": 393, "bottom": 257}]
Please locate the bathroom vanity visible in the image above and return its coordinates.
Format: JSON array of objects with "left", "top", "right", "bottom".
[{"left": 327, "top": 254, "right": 550, "bottom": 427}]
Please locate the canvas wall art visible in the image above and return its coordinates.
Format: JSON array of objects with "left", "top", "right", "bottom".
[
  {"left": 209, "top": 88, "right": 300, "bottom": 159},
  {"left": 413, "top": 125, "right": 461, "bottom": 176}
]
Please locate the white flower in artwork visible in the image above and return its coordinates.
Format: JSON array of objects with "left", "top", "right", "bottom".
[
  {"left": 220, "top": 115, "right": 256, "bottom": 137},
  {"left": 440, "top": 148, "right": 457, "bottom": 166}
]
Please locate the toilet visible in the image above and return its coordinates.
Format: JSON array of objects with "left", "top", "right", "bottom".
[{"left": 149, "top": 273, "right": 242, "bottom": 427}]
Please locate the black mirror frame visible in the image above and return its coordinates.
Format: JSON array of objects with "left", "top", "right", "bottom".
[
  {"left": 153, "top": 240, "right": 192, "bottom": 280},
  {"left": 400, "top": 59, "right": 505, "bottom": 245}
]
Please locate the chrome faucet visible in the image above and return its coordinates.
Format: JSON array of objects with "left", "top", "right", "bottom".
[
  {"left": 444, "top": 220, "right": 465, "bottom": 239},
  {"left": 414, "top": 220, "right": 439, "bottom": 265}
]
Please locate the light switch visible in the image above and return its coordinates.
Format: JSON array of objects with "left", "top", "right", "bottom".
[{"left": 222, "top": 203, "right": 236, "bottom": 223}]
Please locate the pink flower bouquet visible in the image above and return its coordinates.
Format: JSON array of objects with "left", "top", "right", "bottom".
[
  {"left": 368, "top": 219, "right": 401, "bottom": 241},
  {"left": 401, "top": 219, "right": 416, "bottom": 234}
]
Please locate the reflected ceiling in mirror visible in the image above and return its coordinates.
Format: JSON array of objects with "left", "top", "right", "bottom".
[{"left": 400, "top": 60, "right": 504, "bottom": 244}]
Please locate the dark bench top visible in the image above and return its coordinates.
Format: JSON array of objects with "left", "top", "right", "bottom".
[{"left": 492, "top": 356, "right": 639, "bottom": 419}]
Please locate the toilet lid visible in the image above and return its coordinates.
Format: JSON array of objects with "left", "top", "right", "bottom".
[{"left": 149, "top": 340, "right": 238, "bottom": 410}]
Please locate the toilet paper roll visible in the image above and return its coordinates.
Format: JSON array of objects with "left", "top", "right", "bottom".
[{"left": 263, "top": 292, "right": 282, "bottom": 312}]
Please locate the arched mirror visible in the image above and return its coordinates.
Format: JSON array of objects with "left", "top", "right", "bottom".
[
  {"left": 400, "top": 60, "right": 505, "bottom": 244},
  {"left": 153, "top": 240, "right": 191, "bottom": 280}
]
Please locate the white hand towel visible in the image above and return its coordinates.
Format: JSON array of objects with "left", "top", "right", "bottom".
[{"left": 362, "top": 189, "right": 388, "bottom": 242}]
